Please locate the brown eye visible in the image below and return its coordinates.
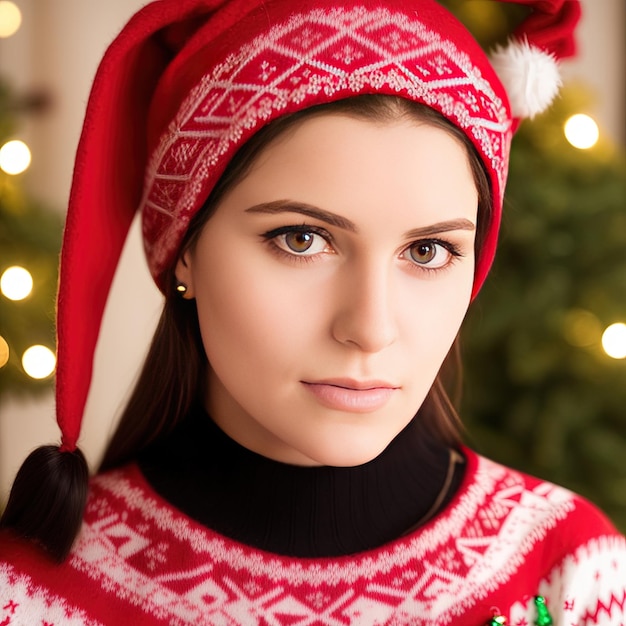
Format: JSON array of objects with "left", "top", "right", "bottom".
[
  {"left": 270, "top": 228, "right": 331, "bottom": 256},
  {"left": 409, "top": 242, "right": 437, "bottom": 264},
  {"left": 284, "top": 231, "right": 315, "bottom": 253},
  {"left": 403, "top": 240, "right": 458, "bottom": 270}
]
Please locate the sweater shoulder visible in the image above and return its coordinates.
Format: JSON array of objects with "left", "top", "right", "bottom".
[{"left": 460, "top": 447, "right": 619, "bottom": 539}]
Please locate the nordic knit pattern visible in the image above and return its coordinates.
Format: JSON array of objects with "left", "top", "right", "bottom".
[{"left": 1, "top": 450, "right": 625, "bottom": 625}]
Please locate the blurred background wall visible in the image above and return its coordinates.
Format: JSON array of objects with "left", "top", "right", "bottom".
[
  {"left": 0, "top": 0, "right": 161, "bottom": 499},
  {"left": 0, "top": 1, "right": 625, "bottom": 505}
]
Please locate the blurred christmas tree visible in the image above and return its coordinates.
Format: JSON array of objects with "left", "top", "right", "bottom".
[
  {"left": 0, "top": 79, "right": 63, "bottom": 398},
  {"left": 462, "top": 89, "right": 626, "bottom": 531},
  {"left": 439, "top": 1, "right": 626, "bottom": 531}
]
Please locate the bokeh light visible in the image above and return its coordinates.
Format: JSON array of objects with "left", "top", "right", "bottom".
[
  {"left": 602, "top": 323, "right": 626, "bottom": 360},
  {"left": 22, "top": 345, "right": 56, "bottom": 379},
  {"left": 562, "top": 308, "right": 601, "bottom": 348},
  {"left": 564, "top": 114, "right": 599, "bottom": 150},
  {"left": 0, "top": 1, "right": 21, "bottom": 38},
  {"left": 0, "top": 139, "right": 32, "bottom": 174},
  {"left": 1, "top": 265, "right": 33, "bottom": 300},
  {"left": 0, "top": 335, "right": 9, "bottom": 368}
]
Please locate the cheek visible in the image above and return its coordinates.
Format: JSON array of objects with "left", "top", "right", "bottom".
[
  {"left": 192, "top": 254, "right": 325, "bottom": 375},
  {"left": 398, "top": 269, "right": 472, "bottom": 358}
]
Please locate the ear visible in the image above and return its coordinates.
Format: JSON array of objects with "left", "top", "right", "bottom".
[{"left": 174, "top": 250, "right": 196, "bottom": 299}]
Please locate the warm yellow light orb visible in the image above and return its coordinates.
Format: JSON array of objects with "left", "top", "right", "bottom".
[
  {"left": 22, "top": 345, "right": 56, "bottom": 379},
  {"left": 564, "top": 114, "right": 599, "bottom": 150},
  {"left": 0, "top": 139, "right": 32, "bottom": 174},
  {"left": 0, "top": 335, "right": 9, "bottom": 368},
  {"left": 562, "top": 308, "right": 601, "bottom": 348},
  {"left": 0, "top": 1, "right": 21, "bottom": 38},
  {"left": 1, "top": 265, "right": 33, "bottom": 300},
  {"left": 602, "top": 323, "right": 626, "bottom": 360}
]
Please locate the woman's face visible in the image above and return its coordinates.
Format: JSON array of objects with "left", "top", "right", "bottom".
[{"left": 177, "top": 114, "right": 478, "bottom": 467}]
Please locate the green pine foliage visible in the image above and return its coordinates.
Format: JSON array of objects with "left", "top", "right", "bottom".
[
  {"left": 0, "top": 80, "right": 63, "bottom": 398},
  {"left": 440, "top": 0, "right": 626, "bottom": 533},
  {"left": 462, "top": 90, "right": 626, "bottom": 532},
  {"left": 441, "top": 0, "right": 529, "bottom": 49}
]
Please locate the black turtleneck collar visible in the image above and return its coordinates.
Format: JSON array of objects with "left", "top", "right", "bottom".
[{"left": 138, "top": 404, "right": 464, "bottom": 558}]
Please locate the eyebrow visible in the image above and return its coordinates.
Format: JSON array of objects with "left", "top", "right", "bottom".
[
  {"left": 246, "top": 201, "right": 357, "bottom": 231},
  {"left": 405, "top": 218, "right": 475, "bottom": 239},
  {"left": 245, "top": 200, "right": 475, "bottom": 237}
]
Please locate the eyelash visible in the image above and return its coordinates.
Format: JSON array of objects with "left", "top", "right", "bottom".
[
  {"left": 262, "top": 225, "right": 334, "bottom": 264},
  {"left": 403, "top": 238, "right": 464, "bottom": 275},
  {"left": 261, "top": 224, "right": 464, "bottom": 273}
]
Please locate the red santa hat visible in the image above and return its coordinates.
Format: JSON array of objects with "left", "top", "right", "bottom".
[{"left": 1, "top": 0, "right": 580, "bottom": 560}]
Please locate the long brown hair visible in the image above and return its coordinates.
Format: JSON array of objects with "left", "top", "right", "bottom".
[{"left": 100, "top": 95, "right": 492, "bottom": 470}]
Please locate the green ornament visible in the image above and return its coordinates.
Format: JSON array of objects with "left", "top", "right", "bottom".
[
  {"left": 534, "top": 596, "right": 554, "bottom": 626},
  {"left": 488, "top": 616, "right": 507, "bottom": 626}
]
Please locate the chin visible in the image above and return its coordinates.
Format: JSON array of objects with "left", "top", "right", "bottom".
[{"left": 304, "top": 438, "right": 390, "bottom": 468}]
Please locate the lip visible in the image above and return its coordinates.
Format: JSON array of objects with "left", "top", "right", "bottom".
[{"left": 301, "top": 379, "right": 398, "bottom": 413}]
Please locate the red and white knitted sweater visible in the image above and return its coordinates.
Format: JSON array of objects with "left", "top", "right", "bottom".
[{"left": 1, "top": 450, "right": 625, "bottom": 625}]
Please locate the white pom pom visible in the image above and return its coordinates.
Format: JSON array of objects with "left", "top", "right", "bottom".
[{"left": 490, "top": 38, "right": 562, "bottom": 119}]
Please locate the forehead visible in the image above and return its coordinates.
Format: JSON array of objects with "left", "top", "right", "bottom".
[{"left": 214, "top": 114, "right": 478, "bottom": 227}]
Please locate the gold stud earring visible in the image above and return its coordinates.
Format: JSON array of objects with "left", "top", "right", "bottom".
[{"left": 175, "top": 281, "right": 188, "bottom": 296}]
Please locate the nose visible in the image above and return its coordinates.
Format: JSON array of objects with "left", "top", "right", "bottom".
[{"left": 331, "top": 260, "right": 398, "bottom": 353}]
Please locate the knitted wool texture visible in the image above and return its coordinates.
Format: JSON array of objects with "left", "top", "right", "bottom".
[{"left": 1, "top": 450, "right": 625, "bottom": 625}]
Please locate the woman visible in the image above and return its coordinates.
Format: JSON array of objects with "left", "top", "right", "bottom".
[{"left": 1, "top": 0, "right": 624, "bottom": 624}]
